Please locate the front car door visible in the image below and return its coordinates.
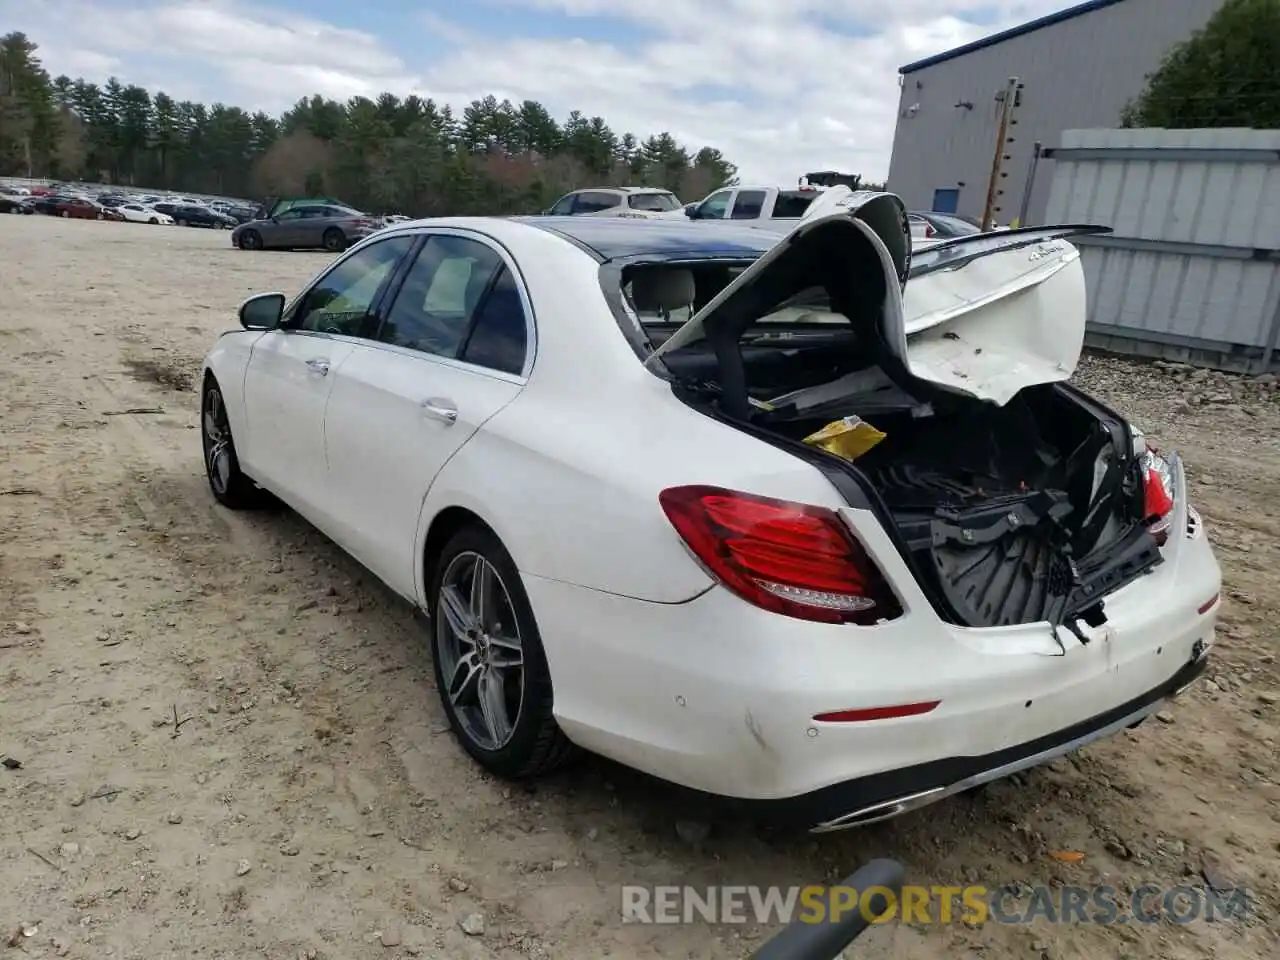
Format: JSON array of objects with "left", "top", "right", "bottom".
[
  {"left": 266, "top": 208, "right": 307, "bottom": 247},
  {"left": 322, "top": 231, "right": 531, "bottom": 597},
  {"left": 693, "top": 189, "right": 733, "bottom": 220},
  {"left": 239, "top": 234, "right": 418, "bottom": 525},
  {"left": 547, "top": 194, "right": 576, "bottom": 216}
]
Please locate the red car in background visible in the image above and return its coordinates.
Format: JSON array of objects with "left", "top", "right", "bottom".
[{"left": 54, "top": 199, "right": 108, "bottom": 221}]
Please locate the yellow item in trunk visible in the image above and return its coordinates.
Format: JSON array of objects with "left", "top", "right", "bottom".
[{"left": 802, "top": 416, "right": 886, "bottom": 462}]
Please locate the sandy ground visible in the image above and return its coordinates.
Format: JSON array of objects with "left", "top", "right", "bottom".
[{"left": 1, "top": 215, "right": 1277, "bottom": 960}]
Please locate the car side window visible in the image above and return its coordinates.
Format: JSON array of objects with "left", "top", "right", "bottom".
[
  {"left": 277, "top": 209, "right": 303, "bottom": 221},
  {"left": 730, "top": 190, "right": 766, "bottom": 219},
  {"left": 459, "top": 266, "right": 529, "bottom": 375},
  {"left": 293, "top": 236, "right": 417, "bottom": 337},
  {"left": 698, "top": 190, "right": 732, "bottom": 219},
  {"left": 772, "top": 192, "right": 816, "bottom": 218},
  {"left": 573, "top": 191, "right": 619, "bottom": 214},
  {"left": 376, "top": 235, "right": 505, "bottom": 358},
  {"left": 548, "top": 194, "right": 575, "bottom": 215}
]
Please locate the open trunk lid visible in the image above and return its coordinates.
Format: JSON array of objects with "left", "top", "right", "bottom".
[{"left": 645, "top": 197, "right": 1110, "bottom": 406}]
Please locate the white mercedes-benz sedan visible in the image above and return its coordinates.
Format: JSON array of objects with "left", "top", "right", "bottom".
[{"left": 200, "top": 195, "right": 1221, "bottom": 831}]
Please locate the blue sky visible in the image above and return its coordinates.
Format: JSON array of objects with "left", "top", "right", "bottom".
[{"left": 0, "top": 0, "right": 1087, "bottom": 187}]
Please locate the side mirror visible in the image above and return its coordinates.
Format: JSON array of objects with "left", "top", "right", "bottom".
[
  {"left": 684, "top": 203, "right": 698, "bottom": 218},
  {"left": 239, "top": 292, "right": 286, "bottom": 330}
]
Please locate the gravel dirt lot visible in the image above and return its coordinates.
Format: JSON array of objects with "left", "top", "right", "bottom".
[{"left": 1, "top": 215, "right": 1277, "bottom": 960}]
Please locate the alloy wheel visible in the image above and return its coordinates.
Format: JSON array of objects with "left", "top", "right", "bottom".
[
  {"left": 435, "top": 552, "right": 526, "bottom": 750},
  {"left": 201, "top": 385, "right": 232, "bottom": 496}
]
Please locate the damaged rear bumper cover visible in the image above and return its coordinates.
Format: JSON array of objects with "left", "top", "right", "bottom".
[{"left": 753, "top": 645, "right": 1211, "bottom": 833}]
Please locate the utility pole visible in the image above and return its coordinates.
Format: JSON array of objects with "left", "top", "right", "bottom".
[
  {"left": 1017, "top": 140, "right": 1043, "bottom": 227},
  {"left": 982, "top": 77, "right": 1021, "bottom": 231}
]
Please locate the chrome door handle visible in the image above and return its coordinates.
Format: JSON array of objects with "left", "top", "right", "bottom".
[
  {"left": 421, "top": 398, "right": 457, "bottom": 424},
  {"left": 305, "top": 358, "right": 330, "bottom": 375}
]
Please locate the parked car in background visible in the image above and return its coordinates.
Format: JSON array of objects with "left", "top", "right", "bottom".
[
  {"left": 672, "top": 184, "right": 826, "bottom": 232},
  {"left": 543, "top": 187, "right": 682, "bottom": 218},
  {"left": 117, "top": 202, "right": 174, "bottom": 225},
  {"left": 909, "top": 211, "right": 984, "bottom": 240},
  {"left": 231, "top": 204, "right": 382, "bottom": 251},
  {"left": 0, "top": 195, "right": 34, "bottom": 214},
  {"left": 165, "top": 204, "right": 236, "bottom": 228},
  {"left": 55, "top": 197, "right": 110, "bottom": 220},
  {"left": 221, "top": 205, "right": 258, "bottom": 224},
  {"left": 199, "top": 200, "right": 1218, "bottom": 832},
  {"left": 29, "top": 194, "right": 70, "bottom": 215}
]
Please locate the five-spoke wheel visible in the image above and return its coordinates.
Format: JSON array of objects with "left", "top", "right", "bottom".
[
  {"left": 436, "top": 551, "right": 526, "bottom": 750},
  {"left": 429, "top": 525, "right": 574, "bottom": 777},
  {"left": 201, "top": 376, "right": 266, "bottom": 509}
]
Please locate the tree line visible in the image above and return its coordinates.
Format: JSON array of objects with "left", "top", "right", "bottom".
[
  {"left": 0, "top": 31, "right": 742, "bottom": 215},
  {"left": 1124, "top": 0, "right": 1278, "bottom": 127}
]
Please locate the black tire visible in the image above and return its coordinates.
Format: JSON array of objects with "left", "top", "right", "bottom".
[
  {"left": 201, "top": 376, "right": 266, "bottom": 509},
  {"left": 322, "top": 228, "right": 347, "bottom": 252},
  {"left": 239, "top": 229, "right": 262, "bottom": 250},
  {"left": 428, "top": 524, "right": 575, "bottom": 779},
  {"left": 148, "top": 217, "right": 158, "bottom": 225}
]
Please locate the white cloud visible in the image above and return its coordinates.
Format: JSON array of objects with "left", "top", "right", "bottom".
[{"left": 0, "top": 0, "right": 1080, "bottom": 185}]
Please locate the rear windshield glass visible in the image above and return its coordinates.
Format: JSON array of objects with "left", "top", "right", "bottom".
[
  {"left": 929, "top": 214, "right": 982, "bottom": 235},
  {"left": 620, "top": 262, "right": 846, "bottom": 351},
  {"left": 628, "top": 192, "right": 680, "bottom": 212}
]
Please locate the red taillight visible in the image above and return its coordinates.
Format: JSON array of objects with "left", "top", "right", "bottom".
[
  {"left": 658, "top": 485, "right": 902, "bottom": 625},
  {"left": 1140, "top": 450, "right": 1176, "bottom": 546}
]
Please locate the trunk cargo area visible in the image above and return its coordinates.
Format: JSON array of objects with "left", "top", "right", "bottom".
[{"left": 754, "top": 375, "right": 1162, "bottom": 631}]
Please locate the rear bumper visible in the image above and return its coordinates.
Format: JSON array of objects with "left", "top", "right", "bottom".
[
  {"left": 525, "top": 520, "right": 1221, "bottom": 822},
  {"left": 786, "top": 646, "right": 1208, "bottom": 831}
]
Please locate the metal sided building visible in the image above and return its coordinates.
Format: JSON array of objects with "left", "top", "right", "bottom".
[{"left": 885, "top": 0, "right": 1226, "bottom": 226}]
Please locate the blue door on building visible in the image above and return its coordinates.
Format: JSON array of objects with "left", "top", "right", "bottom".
[{"left": 931, "top": 188, "right": 959, "bottom": 214}]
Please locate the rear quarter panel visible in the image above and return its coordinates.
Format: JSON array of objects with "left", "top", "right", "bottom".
[{"left": 418, "top": 375, "right": 850, "bottom": 604}]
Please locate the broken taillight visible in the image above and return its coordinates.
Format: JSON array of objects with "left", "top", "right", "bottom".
[
  {"left": 658, "top": 485, "right": 903, "bottom": 624},
  {"left": 1140, "top": 448, "right": 1175, "bottom": 546}
]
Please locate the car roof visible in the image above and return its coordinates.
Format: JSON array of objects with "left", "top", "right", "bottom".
[
  {"left": 514, "top": 215, "right": 777, "bottom": 262},
  {"left": 569, "top": 186, "right": 672, "bottom": 195}
]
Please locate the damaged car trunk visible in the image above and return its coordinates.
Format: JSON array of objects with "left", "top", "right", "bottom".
[{"left": 626, "top": 197, "right": 1165, "bottom": 634}]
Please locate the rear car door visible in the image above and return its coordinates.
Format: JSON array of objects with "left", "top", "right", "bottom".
[
  {"left": 729, "top": 189, "right": 767, "bottom": 220},
  {"left": 240, "top": 234, "right": 417, "bottom": 526},
  {"left": 322, "top": 231, "right": 530, "bottom": 597}
]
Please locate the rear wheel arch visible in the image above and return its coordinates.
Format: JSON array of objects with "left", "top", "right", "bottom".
[
  {"left": 420, "top": 506, "right": 575, "bottom": 777},
  {"left": 422, "top": 506, "right": 494, "bottom": 598}
]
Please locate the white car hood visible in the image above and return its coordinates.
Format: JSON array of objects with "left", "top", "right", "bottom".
[{"left": 644, "top": 193, "right": 1107, "bottom": 406}]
